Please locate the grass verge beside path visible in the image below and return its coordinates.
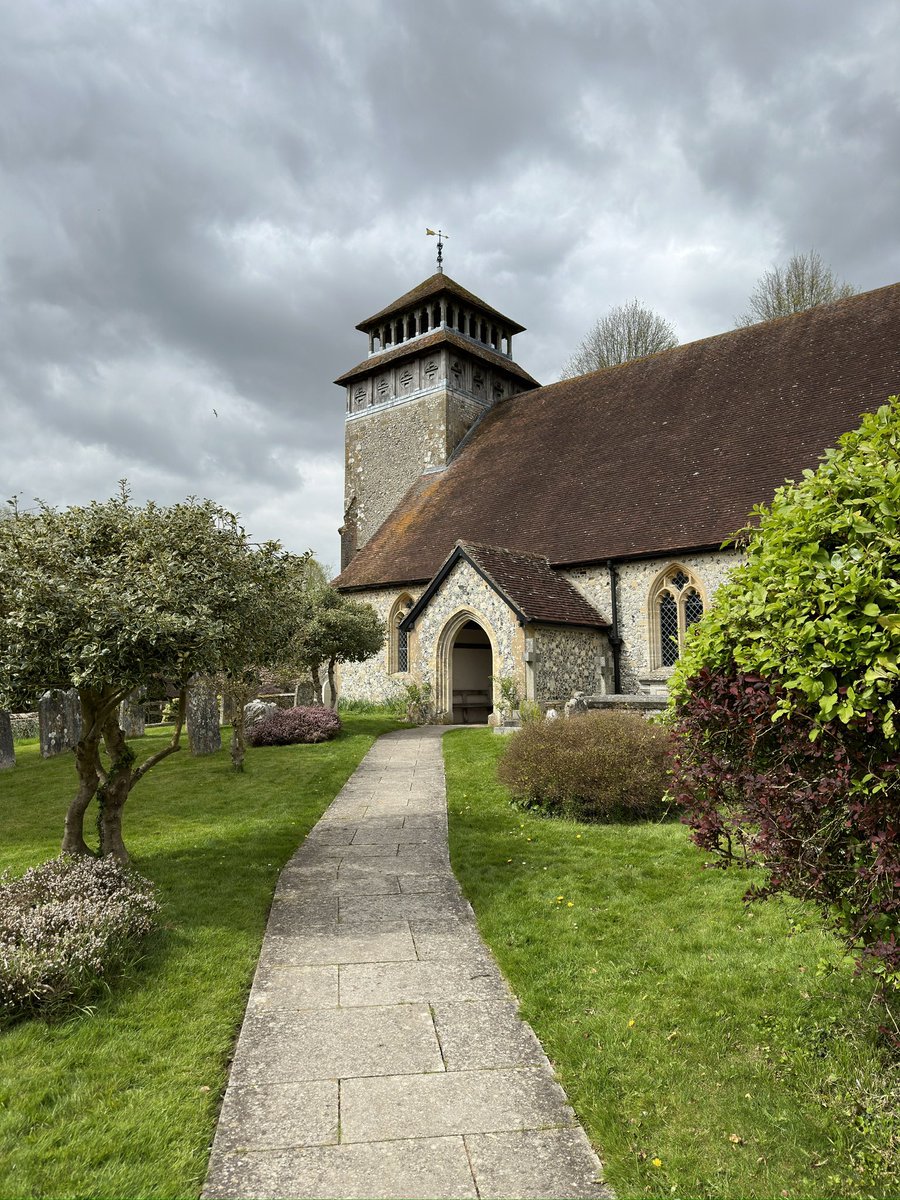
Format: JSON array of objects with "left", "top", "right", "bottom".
[
  {"left": 444, "top": 727, "right": 900, "bottom": 1200},
  {"left": 0, "top": 714, "right": 401, "bottom": 1199}
]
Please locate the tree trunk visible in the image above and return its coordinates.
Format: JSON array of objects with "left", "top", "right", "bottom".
[
  {"left": 97, "top": 714, "right": 135, "bottom": 863},
  {"left": 228, "top": 681, "right": 251, "bottom": 772},
  {"left": 61, "top": 691, "right": 104, "bottom": 856},
  {"left": 326, "top": 658, "right": 338, "bottom": 710},
  {"left": 310, "top": 663, "right": 323, "bottom": 706}
]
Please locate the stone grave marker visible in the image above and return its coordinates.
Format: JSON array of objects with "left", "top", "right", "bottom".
[
  {"left": 0, "top": 711, "right": 14, "bottom": 770},
  {"left": 39, "top": 689, "right": 82, "bottom": 758},
  {"left": 119, "top": 689, "right": 146, "bottom": 739},
  {"left": 187, "top": 677, "right": 221, "bottom": 756}
]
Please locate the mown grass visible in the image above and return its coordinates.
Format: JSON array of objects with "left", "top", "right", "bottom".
[
  {"left": 0, "top": 714, "right": 401, "bottom": 1199},
  {"left": 444, "top": 727, "right": 900, "bottom": 1200}
]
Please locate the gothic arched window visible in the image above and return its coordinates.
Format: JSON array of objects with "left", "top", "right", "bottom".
[
  {"left": 388, "top": 594, "right": 414, "bottom": 674},
  {"left": 649, "top": 565, "right": 706, "bottom": 668}
]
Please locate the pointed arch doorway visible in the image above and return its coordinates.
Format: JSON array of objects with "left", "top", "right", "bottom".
[{"left": 450, "top": 619, "right": 493, "bottom": 724}]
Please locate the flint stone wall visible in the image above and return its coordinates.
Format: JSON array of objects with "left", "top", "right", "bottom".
[
  {"left": 39, "top": 689, "right": 82, "bottom": 758},
  {"left": 337, "top": 586, "right": 422, "bottom": 704},
  {"left": 530, "top": 625, "right": 611, "bottom": 703},
  {"left": 0, "top": 712, "right": 14, "bottom": 769},
  {"left": 338, "top": 548, "right": 742, "bottom": 705},
  {"left": 563, "top": 549, "right": 742, "bottom": 692}
]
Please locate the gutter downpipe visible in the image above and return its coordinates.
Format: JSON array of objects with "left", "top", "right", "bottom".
[{"left": 607, "top": 558, "right": 622, "bottom": 694}]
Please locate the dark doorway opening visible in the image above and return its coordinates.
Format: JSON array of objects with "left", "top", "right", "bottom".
[{"left": 451, "top": 620, "right": 493, "bottom": 724}]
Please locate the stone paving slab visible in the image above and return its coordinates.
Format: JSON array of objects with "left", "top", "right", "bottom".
[
  {"left": 337, "top": 891, "right": 472, "bottom": 924},
  {"left": 338, "top": 956, "right": 511, "bottom": 1007},
  {"left": 229, "top": 1003, "right": 444, "bottom": 1083},
  {"left": 277, "top": 874, "right": 402, "bottom": 897},
  {"left": 398, "top": 872, "right": 461, "bottom": 894},
  {"left": 465, "top": 1129, "right": 613, "bottom": 1199},
  {"left": 204, "top": 1137, "right": 478, "bottom": 1199},
  {"left": 265, "top": 896, "right": 339, "bottom": 933},
  {"left": 432, "top": 1000, "right": 548, "bottom": 1071},
  {"left": 340, "top": 1065, "right": 577, "bottom": 1142},
  {"left": 258, "top": 921, "right": 416, "bottom": 967},
  {"left": 337, "top": 853, "right": 451, "bottom": 877},
  {"left": 212, "top": 1080, "right": 339, "bottom": 1152},
  {"left": 203, "top": 727, "right": 610, "bottom": 1199},
  {"left": 408, "top": 917, "right": 490, "bottom": 960},
  {"left": 247, "top": 966, "right": 339, "bottom": 1012}
]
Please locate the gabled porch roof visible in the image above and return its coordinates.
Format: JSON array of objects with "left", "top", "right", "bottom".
[{"left": 400, "top": 541, "right": 609, "bottom": 632}]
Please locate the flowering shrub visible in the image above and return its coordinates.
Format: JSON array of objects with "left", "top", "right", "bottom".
[
  {"left": 498, "top": 710, "right": 670, "bottom": 822},
  {"left": 1, "top": 854, "right": 160, "bottom": 1025},
  {"left": 671, "top": 397, "right": 900, "bottom": 982},
  {"left": 245, "top": 705, "right": 341, "bottom": 746}
]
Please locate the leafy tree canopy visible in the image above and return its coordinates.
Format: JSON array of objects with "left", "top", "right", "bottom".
[
  {"left": 0, "top": 486, "right": 307, "bottom": 859},
  {"left": 671, "top": 396, "right": 900, "bottom": 737},
  {"left": 281, "top": 585, "right": 384, "bottom": 708}
]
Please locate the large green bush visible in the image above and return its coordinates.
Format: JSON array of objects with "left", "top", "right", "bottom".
[
  {"left": 671, "top": 396, "right": 900, "bottom": 981},
  {"left": 498, "top": 710, "right": 670, "bottom": 822}
]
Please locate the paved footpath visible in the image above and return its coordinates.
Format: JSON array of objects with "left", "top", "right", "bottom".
[{"left": 203, "top": 726, "right": 612, "bottom": 1200}]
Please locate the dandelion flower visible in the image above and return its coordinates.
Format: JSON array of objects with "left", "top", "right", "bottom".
[
  {"left": 567, "top": 901, "right": 574, "bottom": 907},
  {"left": 651, "top": 1158, "right": 662, "bottom": 1168}
]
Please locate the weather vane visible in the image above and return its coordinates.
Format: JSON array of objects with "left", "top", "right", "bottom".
[{"left": 425, "top": 227, "right": 448, "bottom": 273}]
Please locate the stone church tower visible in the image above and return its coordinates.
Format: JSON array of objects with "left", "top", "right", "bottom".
[{"left": 335, "top": 271, "right": 538, "bottom": 568}]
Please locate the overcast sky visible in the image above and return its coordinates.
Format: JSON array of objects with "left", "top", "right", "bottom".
[{"left": 2, "top": 0, "right": 898, "bottom": 571}]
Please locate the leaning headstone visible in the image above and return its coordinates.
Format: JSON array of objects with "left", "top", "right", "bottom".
[
  {"left": 187, "top": 677, "right": 221, "bottom": 756},
  {"left": 564, "top": 693, "right": 589, "bottom": 719},
  {"left": 0, "top": 711, "right": 14, "bottom": 770},
  {"left": 118, "top": 689, "right": 146, "bottom": 739},
  {"left": 39, "top": 689, "right": 82, "bottom": 758},
  {"left": 244, "top": 699, "right": 276, "bottom": 727}
]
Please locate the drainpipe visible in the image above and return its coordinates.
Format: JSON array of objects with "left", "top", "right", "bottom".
[{"left": 607, "top": 559, "right": 622, "bottom": 694}]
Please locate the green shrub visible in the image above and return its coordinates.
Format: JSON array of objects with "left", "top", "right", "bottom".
[
  {"left": 498, "top": 710, "right": 670, "bottom": 822},
  {"left": 671, "top": 396, "right": 900, "bottom": 982},
  {"left": 0, "top": 854, "right": 160, "bottom": 1025}
]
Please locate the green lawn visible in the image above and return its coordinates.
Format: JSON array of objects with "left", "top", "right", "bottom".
[
  {"left": 444, "top": 727, "right": 900, "bottom": 1200},
  {"left": 0, "top": 715, "right": 401, "bottom": 1199}
]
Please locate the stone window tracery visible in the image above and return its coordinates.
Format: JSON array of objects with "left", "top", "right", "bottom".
[
  {"left": 388, "top": 594, "right": 414, "bottom": 674},
  {"left": 649, "top": 565, "right": 706, "bottom": 669}
]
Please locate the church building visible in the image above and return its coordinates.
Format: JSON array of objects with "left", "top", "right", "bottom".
[{"left": 333, "top": 266, "right": 900, "bottom": 722}]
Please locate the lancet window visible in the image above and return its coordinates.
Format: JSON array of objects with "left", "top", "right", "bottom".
[
  {"left": 388, "top": 594, "right": 414, "bottom": 673},
  {"left": 650, "top": 565, "right": 705, "bottom": 668}
]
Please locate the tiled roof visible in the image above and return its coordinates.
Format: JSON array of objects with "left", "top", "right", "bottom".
[
  {"left": 460, "top": 543, "right": 608, "bottom": 627},
  {"left": 356, "top": 272, "right": 525, "bottom": 333},
  {"left": 336, "top": 283, "right": 900, "bottom": 590},
  {"left": 334, "top": 328, "right": 540, "bottom": 387}
]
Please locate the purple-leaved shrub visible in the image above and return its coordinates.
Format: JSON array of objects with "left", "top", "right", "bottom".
[
  {"left": 245, "top": 705, "right": 342, "bottom": 747},
  {"left": 0, "top": 854, "right": 160, "bottom": 1025}
]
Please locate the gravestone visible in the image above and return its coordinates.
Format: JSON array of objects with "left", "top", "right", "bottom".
[
  {"left": 244, "top": 699, "right": 276, "bottom": 727},
  {"left": 119, "top": 689, "right": 146, "bottom": 739},
  {"left": 39, "top": 689, "right": 82, "bottom": 758},
  {"left": 187, "top": 677, "right": 221, "bottom": 756},
  {"left": 0, "top": 711, "right": 14, "bottom": 770}
]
